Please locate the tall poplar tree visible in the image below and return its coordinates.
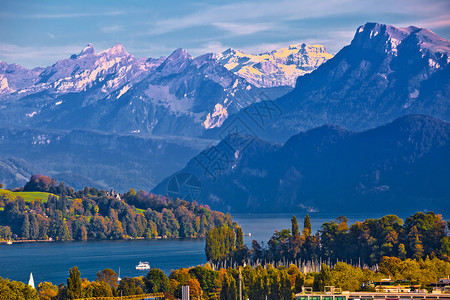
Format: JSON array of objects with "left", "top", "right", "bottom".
[
  {"left": 303, "top": 214, "right": 312, "bottom": 237},
  {"left": 291, "top": 216, "right": 299, "bottom": 236},
  {"left": 67, "top": 266, "right": 82, "bottom": 299},
  {"left": 21, "top": 214, "right": 30, "bottom": 239}
]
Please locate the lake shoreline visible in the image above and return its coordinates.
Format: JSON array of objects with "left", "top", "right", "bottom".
[{"left": 0, "top": 235, "right": 206, "bottom": 245}]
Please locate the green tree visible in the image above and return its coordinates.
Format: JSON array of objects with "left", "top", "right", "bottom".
[
  {"left": 96, "top": 268, "right": 118, "bottom": 295},
  {"left": 440, "top": 237, "right": 450, "bottom": 258},
  {"left": 236, "top": 227, "right": 244, "bottom": 248},
  {"left": 118, "top": 277, "right": 144, "bottom": 296},
  {"left": 332, "top": 262, "right": 364, "bottom": 291},
  {"left": 67, "top": 266, "right": 82, "bottom": 299},
  {"left": 291, "top": 215, "right": 300, "bottom": 236},
  {"left": 30, "top": 214, "right": 40, "bottom": 240},
  {"left": 89, "top": 281, "right": 113, "bottom": 297},
  {"left": 220, "top": 272, "right": 237, "bottom": 300},
  {"left": 295, "top": 273, "right": 305, "bottom": 293},
  {"left": 144, "top": 268, "right": 169, "bottom": 293},
  {"left": 313, "top": 264, "right": 332, "bottom": 292},
  {"left": 303, "top": 214, "right": 312, "bottom": 237},
  {"left": 21, "top": 214, "right": 30, "bottom": 239},
  {"left": 0, "top": 277, "right": 39, "bottom": 300}
]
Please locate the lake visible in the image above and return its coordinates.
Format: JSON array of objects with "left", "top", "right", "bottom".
[{"left": 0, "top": 212, "right": 417, "bottom": 286}]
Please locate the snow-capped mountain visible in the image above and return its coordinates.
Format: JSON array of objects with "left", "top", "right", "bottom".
[
  {"left": 0, "top": 45, "right": 290, "bottom": 136},
  {"left": 215, "top": 43, "right": 334, "bottom": 87},
  {"left": 209, "top": 23, "right": 450, "bottom": 142},
  {"left": 1, "top": 44, "right": 161, "bottom": 99}
]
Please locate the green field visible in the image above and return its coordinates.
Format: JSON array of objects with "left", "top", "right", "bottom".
[
  {"left": 0, "top": 189, "right": 58, "bottom": 202},
  {"left": 135, "top": 208, "right": 145, "bottom": 214}
]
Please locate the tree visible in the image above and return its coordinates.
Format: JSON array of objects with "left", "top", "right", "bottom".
[
  {"left": 220, "top": 272, "right": 237, "bottom": 300},
  {"left": 118, "top": 277, "right": 144, "bottom": 296},
  {"left": 332, "top": 262, "right": 364, "bottom": 291},
  {"left": 303, "top": 214, "right": 312, "bottom": 237},
  {"left": 30, "top": 214, "right": 40, "bottom": 240},
  {"left": 409, "top": 226, "right": 424, "bottom": 260},
  {"left": 187, "top": 278, "right": 202, "bottom": 299},
  {"left": 21, "top": 214, "right": 30, "bottom": 239},
  {"left": 236, "top": 227, "right": 244, "bottom": 248},
  {"left": 313, "top": 264, "right": 332, "bottom": 292},
  {"left": 291, "top": 216, "right": 300, "bottom": 236},
  {"left": 89, "top": 281, "right": 113, "bottom": 297},
  {"left": 67, "top": 266, "right": 82, "bottom": 299},
  {"left": 398, "top": 243, "right": 407, "bottom": 260},
  {"left": 96, "top": 268, "right": 118, "bottom": 295},
  {"left": 440, "top": 237, "right": 450, "bottom": 258},
  {"left": 37, "top": 282, "right": 58, "bottom": 300},
  {"left": 295, "top": 273, "right": 305, "bottom": 293},
  {"left": 144, "top": 268, "right": 169, "bottom": 293},
  {"left": 0, "top": 277, "right": 39, "bottom": 300},
  {"left": 379, "top": 256, "right": 402, "bottom": 277},
  {"left": 189, "top": 265, "right": 219, "bottom": 295}
]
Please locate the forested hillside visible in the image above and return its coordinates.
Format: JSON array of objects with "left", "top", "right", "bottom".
[{"left": 0, "top": 174, "right": 234, "bottom": 241}]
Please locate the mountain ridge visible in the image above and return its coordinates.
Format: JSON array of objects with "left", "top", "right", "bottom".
[
  {"left": 153, "top": 114, "right": 450, "bottom": 214},
  {"left": 207, "top": 22, "right": 450, "bottom": 143}
]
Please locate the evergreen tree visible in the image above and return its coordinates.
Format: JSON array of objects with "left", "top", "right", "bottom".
[
  {"left": 30, "top": 213, "right": 40, "bottom": 240},
  {"left": 291, "top": 216, "right": 299, "bottom": 236},
  {"left": 303, "top": 214, "right": 311, "bottom": 237},
  {"left": 236, "top": 227, "right": 244, "bottom": 248},
  {"left": 67, "top": 266, "right": 82, "bottom": 299},
  {"left": 21, "top": 214, "right": 30, "bottom": 239}
]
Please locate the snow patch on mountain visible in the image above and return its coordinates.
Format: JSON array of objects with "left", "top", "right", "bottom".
[
  {"left": 215, "top": 43, "right": 334, "bottom": 87},
  {"left": 0, "top": 75, "right": 14, "bottom": 95},
  {"left": 203, "top": 103, "right": 228, "bottom": 129}
]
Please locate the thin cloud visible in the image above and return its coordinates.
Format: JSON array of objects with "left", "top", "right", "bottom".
[
  {"left": 47, "top": 33, "right": 55, "bottom": 39},
  {"left": 100, "top": 25, "right": 124, "bottom": 34},
  {"left": 144, "top": 0, "right": 450, "bottom": 36},
  {"left": 0, "top": 43, "right": 84, "bottom": 68},
  {"left": 188, "top": 41, "right": 228, "bottom": 57},
  {"left": 0, "top": 11, "right": 124, "bottom": 19},
  {"left": 212, "top": 22, "right": 274, "bottom": 36}
]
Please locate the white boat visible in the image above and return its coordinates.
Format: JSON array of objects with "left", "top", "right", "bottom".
[
  {"left": 6, "top": 240, "right": 12, "bottom": 245},
  {"left": 135, "top": 261, "right": 150, "bottom": 270}
]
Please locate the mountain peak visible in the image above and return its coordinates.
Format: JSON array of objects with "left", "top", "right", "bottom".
[
  {"left": 351, "top": 22, "right": 450, "bottom": 58},
  {"left": 216, "top": 43, "right": 333, "bottom": 87},
  {"left": 78, "top": 43, "right": 95, "bottom": 57},
  {"left": 157, "top": 48, "right": 193, "bottom": 75},
  {"left": 168, "top": 48, "right": 192, "bottom": 61},
  {"left": 103, "top": 43, "right": 128, "bottom": 56}
]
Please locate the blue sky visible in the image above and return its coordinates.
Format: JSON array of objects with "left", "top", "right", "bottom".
[{"left": 0, "top": 0, "right": 449, "bottom": 68}]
